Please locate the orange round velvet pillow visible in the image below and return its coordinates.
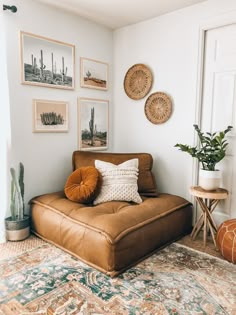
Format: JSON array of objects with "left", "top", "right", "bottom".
[{"left": 64, "top": 166, "right": 100, "bottom": 203}]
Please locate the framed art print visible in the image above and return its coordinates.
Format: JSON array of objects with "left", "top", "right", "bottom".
[
  {"left": 78, "top": 98, "right": 109, "bottom": 150},
  {"left": 80, "top": 57, "right": 108, "bottom": 91},
  {"left": 33, "top": 99, "right": 69, "bottom": 132},
  {"left": 21, "top": 31, "right": 75, "bottom": 89}
]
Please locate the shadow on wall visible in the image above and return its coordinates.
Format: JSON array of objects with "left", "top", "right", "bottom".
[{"left": 152, "top": 154, "right": 189, "bottom": 198}]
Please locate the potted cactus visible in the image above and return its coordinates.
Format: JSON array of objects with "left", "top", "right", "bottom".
[
  {"left": 5, "top": 162, "right": 30, "bottom": 241},
  {"left": 175, "top": 125, "right": 233, "bottom": 190}
]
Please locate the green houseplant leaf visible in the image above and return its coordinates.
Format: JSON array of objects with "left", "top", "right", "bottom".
[{"left": 175, "top": 125, "right": 233, "bottom": 171}]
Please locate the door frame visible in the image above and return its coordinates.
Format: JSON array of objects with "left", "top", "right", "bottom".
[{"left": 192, "top": 11, "right": 236, "bottom": 189}]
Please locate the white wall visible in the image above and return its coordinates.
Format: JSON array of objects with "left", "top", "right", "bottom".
[
  {"left": 113, "top": 0, "right": 236, "bottom": 200},
  {"left": 0, "top": 10, "right": 11, "bottom": 243},
  {"left": 1, "top": 0, "right": 113, "bottom": 241}
]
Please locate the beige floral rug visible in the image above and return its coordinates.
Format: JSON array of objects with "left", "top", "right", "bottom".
[{"left": 0, "top": 237, "right": 235, "bottom": 314}]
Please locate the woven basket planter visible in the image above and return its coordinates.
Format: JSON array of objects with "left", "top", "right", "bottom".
[{"left": 5, "top": 215, "right": 30, "bottom": 241}]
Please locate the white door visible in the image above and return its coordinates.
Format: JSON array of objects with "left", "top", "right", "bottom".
[{"left": 201, "top": 24, "right": 236, "bottom": 225}]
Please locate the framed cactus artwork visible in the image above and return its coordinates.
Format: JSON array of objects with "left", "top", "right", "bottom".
[
  {"left": 32, "top": 99, "right": 69, "bottom": 133},
  {"left": 80, "top": 57, "right": 108, "bottom": 90},
  {"left": 20, "top": 31, "right": 75, "bottom": 89},
  {"left": 78, "top": 98, "right": 109, "bottom": 150}
]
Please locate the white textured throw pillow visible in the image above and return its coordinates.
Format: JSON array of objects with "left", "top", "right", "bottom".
[{"left": 93, "top": 158, "right": 142, "bottom": 205}]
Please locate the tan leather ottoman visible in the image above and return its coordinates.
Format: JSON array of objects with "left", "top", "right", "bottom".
[{"left": 217, "top": 219, "right": 236, "bottom": 263}]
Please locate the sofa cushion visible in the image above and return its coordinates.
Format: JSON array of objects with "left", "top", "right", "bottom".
[
  {"left": 64, "top": 166, "right": 100, "bottom": 203},
  {"left": 93, "top": 159, "right": 142, "bottom": 205},
  {"left": 72, "top": 151, "right": 158, "bottom": 197},
  {"left": 31, "top": 191, "right": 192, "bottom": 276}
]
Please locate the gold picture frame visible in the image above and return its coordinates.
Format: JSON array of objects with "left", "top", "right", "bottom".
[
  {"left": 32, "top": 99, "right": 69, "bottom": 132},
  {"left": 21, "top": 31, "right": 75, "bottom": 90},
  {"left": 80, "top": 57, "right": 108, "bottom": 90},
  {"left": 78, "top": 97, "right": 109, "bottom": 150}
]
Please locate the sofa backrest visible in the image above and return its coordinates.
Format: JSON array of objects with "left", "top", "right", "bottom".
[{"left": 72, "top": 151, "right": 157, "bottom": 197}]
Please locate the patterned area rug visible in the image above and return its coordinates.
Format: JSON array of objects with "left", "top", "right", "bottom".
[{"left": 0, "top": 241, "right": 235, "bottom": 315}]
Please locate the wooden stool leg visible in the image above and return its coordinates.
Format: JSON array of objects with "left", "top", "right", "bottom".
[
  {"left": 189, "top": 186, "right": 228, "bottom": 249},
  {"left": 209, "top": 199, "right": 220, "bottom": 230},
  {"left": 208, "top": 220, "right": 217, "bottom": 249},
  {"left": 196, "top": 197, "right": 211, "bottom": 247},
  {"left": 198, "top": 198, "right": 218, "bottom": 232},
  {"left": 191, "top": 213, "right": 204, "bottom": 239},
  {"left": 203, "top": 210, "right": 207, "bottom": 247}
]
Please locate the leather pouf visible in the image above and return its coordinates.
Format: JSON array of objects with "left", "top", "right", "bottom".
[{"left": 216, "top": 219, "right": 236, "bottom": 263}]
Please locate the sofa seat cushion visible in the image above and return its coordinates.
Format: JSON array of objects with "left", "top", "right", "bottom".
[{"left": 31, "top": 191, "right": 192, "bottom": 276}]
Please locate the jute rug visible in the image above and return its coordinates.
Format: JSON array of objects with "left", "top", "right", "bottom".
[{"left": 0, "top": 237, "right": 235, "bottom": 315}]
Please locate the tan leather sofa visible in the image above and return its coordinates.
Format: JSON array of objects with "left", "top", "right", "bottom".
[{"left": 30, "top": 151, "right": 192, "bottom": 277}]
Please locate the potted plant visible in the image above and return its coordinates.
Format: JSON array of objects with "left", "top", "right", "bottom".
[
  {"left": 175, "top": 124, "right": 233, "bottom": 190},
  {"left": 5, "top": 162, "right": 30, "bottom": 241}
]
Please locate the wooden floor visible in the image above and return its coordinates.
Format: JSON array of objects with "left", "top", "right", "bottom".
[{"left": 177, "top": 231, "right": 223, "bottom": 259}]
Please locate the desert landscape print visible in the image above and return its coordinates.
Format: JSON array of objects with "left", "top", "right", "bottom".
[
  {"left": 79, "top": 98, "right": 108, "bottom": 150},
  {"left": 33, "top": 99, "right": 68, "bottom": 132},
  {"left": 81, "top": 58, "right": 108, "bottom": 90},
  {"left": 21, "top": 32, "right": 75, "bottom": 89}
]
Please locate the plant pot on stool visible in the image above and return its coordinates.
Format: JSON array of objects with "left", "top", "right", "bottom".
[
  {"left": 175, "top": 124, "right": 233, "bottom": 191},
  {"left": 199, "top": 169, "right": 222, "bottom": 191}
]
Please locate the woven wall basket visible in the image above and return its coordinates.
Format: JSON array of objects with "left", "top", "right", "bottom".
[
  {"left": 124, "top": 64, "right": 153, "bottom": 100},
  {"left": 145, "top": 92, "right": 172, "bottom": 124}
]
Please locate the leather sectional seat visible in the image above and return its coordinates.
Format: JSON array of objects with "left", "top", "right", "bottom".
[{"left": 30, "top": 151, "right": 192, "bottom": 277}]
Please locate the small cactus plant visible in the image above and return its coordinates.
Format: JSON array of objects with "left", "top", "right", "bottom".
[
  {"left": 39, "top": 49, "right": 46, "bottom": 80},
  {"left": 31, "top": 54, "right": 37, "bottom": 74},
  {"left": 60, "top": 56, "right": 68, "bottom": 83},
  {"left": 86, "top": 70, "right": 91, "bottom": 79},
  {"left": 51, "top": 52, "right": 54, "bottom": 79},
  {"left": 10, "top": 162, "right": 25, "bottom": 221},
  {"left": 89, "top": 107, "right": 95, "bottom": 146},
  {"left": 40, "top": 112, "right": 64, "bottom": 125}
]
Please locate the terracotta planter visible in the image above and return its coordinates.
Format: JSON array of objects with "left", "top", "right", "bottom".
[
  {"left": 5, "top": 215, "right": 30, "bottom": 241},
  {"left": 199, "top": 169, "right": 221, "bottom": 191}
]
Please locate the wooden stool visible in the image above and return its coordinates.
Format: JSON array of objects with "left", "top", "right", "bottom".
[{"left": 190, "top": 186, "right": 228, "bottom": 248}]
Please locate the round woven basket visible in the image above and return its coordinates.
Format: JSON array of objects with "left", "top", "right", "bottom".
[
  {"left": 124, "top": 64, "right": 153, "bottom": 100},
  {"left": 144, "top": 92, "right": 172, "bottom": 124}
]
